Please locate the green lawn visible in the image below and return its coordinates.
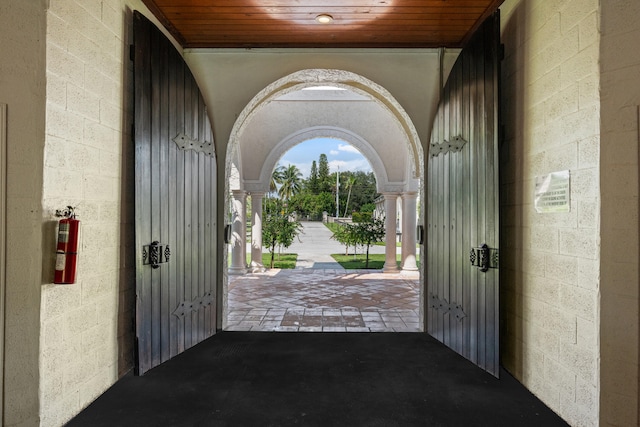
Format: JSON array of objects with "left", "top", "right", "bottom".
[
  {"left": 325, "top": 222, "right": 403, "bottom": 247},
  {"left": 262, "top": 253, "right": 297, "bottom": 269},
  {"left": 374, "top": 241, "right": 402, "bottom": 247},
  {"left": 324, "top": 222, "right": 341, "bottom": 233},
  {"left": 332, "top": 253, "right": 387, "bottom": 269},
  {"left": 331, "top": 253, "right": 420, "bottom": 269}
]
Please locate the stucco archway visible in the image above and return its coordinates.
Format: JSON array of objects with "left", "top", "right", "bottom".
[
  {"left": 249, "top": 126, "right": 390, "bottom": 193},
  {"left": 227, "top": 69, "right": 423, "bottom": 188},
  {"left": 223, "top": 68, "right": 423, "bottom": 329}
]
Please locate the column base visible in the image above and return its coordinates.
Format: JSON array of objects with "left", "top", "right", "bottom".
[
  {"left": 382, "top": 263, "right": 400, "bottom": 273},
  {"left": 228, "top": 266, "right": 247, "bottom": 275},
  {"left": 401, "top": 258, "right": 419, "bottom": 272},
  {"left": 249, "top": 261, "right": 266, "bottom": 273}
]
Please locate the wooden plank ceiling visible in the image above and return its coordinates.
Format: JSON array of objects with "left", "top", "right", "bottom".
[{"left": 142, "top": 0, "right": 505, "bottom": 48}]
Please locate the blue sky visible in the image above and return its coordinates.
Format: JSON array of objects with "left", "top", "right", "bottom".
[{"left": 277, "top": 138, "right": 372, "bottom": 178}]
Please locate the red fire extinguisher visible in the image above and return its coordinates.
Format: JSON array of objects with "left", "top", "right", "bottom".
[{"left": 54, "top": 206, "right": 79, "bottom": 284}]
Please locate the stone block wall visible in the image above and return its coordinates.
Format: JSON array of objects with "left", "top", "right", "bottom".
[
  {"left": 599, "top": 1, "right": 640, "bottom": 425},
  {"left": 39, "top": 1, "right": 172, "bottom": 425},
  {"left": 40, "top": 1, "right": 130, "bottom": 425},
  {"left": 499, "top": 0, "right": 601, "bottom": 425}
]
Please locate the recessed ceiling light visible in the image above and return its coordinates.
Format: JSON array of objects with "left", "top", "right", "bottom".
[{"left": 315, "top": 14, "right": 333, "bottom": 24}]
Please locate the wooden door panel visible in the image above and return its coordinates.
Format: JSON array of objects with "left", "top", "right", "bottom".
[
  {"left": 427, "top": 12, "right": 500, "bottom": 376},
  {"left": 134, "top": 11, "right": 217, "bottom": 375}
]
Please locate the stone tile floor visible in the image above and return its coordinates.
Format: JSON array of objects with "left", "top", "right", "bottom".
[{"left": 226, "top": 269, "right": 421, "bottom": 332}]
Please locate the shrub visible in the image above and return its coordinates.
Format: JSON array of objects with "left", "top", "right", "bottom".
[{"left": 352, "top": 211, "right": 373, "bottom": 223}]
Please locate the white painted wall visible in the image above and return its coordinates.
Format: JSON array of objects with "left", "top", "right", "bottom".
[
  {"left": 500, "top": 0, "right": 601, "bottom": 425},
  {"left": 599, "top": 1, "right": 640, "bottom": 425},
  {"left": 186, "top": 49, "right": 450, "bottom": 157},
  {"left": 240, "top": 100, "right": 410, "bottom": 183}
]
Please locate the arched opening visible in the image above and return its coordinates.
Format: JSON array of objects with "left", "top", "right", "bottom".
[
  {"left": 268, "top": 137, "right": 378, "bottom": 217},
  {"left": 259, "top": 130, "right": 390, "bottom": 193},
  {"left": 224, "top": 69, "right": 423, "bottom": 332}
]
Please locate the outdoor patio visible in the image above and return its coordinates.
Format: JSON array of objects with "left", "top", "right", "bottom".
[{"left": 226, "top": 269, "right": 421, "bottom": 332}]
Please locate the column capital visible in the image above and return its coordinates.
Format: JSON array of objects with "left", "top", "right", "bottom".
[
  {"left": 401, "top": 191, "right": 418, "bottom": 199},
  {"left": 381, "top": 192, "right": 400, "bottom": 200},
  {"left": 249, "top": 191, "right": 265, "bottom": 198},
  {"left": 231, "top": 189, "right": 246, "bottom": 198}
]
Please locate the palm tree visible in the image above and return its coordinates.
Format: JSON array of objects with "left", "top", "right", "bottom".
[
  {"left": 269, "top": 165, "right": 284, "bottom": 197},
  {"left": 278, "top": 164, "right": 302, "bottom": 200},
  {"left": 343, "top": 175, "right": 357, "bottom": 217}
]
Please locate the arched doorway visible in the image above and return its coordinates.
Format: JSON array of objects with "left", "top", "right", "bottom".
[{"left": 224, "top": 69, "right": 424, "bottom": 331}]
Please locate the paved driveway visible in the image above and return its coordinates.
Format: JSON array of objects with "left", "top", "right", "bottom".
[
  {"left": 288, "top": 221, "right": 391, "bottom": 268},
  {"left": 227, "top": 221, "right": 421, "bottom": 332}
]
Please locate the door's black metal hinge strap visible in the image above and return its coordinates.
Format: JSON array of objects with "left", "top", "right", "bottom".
[
  {"left": 172, "top": 133, "right": 214, "bottom": 156},
  {"left": 429, "top": 294, "right": 466, "bottom": 321},
  {"left": 430, "top": 135, "right": 467, "bottom": 157},
  {"left": 172, "top": 292, "right": 215, "bottom": 317}
]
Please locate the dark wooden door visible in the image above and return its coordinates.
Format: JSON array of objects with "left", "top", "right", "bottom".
[
  {"left": 134, "top": 11, "right": 217, "bottom": 375},
  {"left": 426, "top": 12, "right": 501, "bottom": 376}
]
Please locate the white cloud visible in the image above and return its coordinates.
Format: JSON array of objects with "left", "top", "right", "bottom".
[
  {"left": 338, "top": 144, "right": 361, "bottom": 154},
  {"left": 329, "top": 158, "right": 371, "bottom": 173},
  {"left": 293, "top": 162, "right": 312, "bottom": 178},
  {"left": 329, "top": 150, "right": 339, "bottom": 155},
  {"left": 329, "top": 160, "right": 346, "bottom": 171}
]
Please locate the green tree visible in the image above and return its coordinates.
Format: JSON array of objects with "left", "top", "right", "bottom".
[
  {"left": 316, "top": 192, "right": 335, "bottom": 217},
  {"left": 307, "top": 160, "right": 319, "bottom": 194},
  {"left": 278, "top": 164, "right": 303, "bottom": 200},
  {"left": 270, "top": 165, "right": 284, "bottom": 197},
  {"left": 352, "top": 217, "right": 386, "bottom": 268},
  {"left": 330, "top": 216, "right": 384, "bottom": 266},
  {"left": 359, "top": 202, "right": 376, "bottom": 215},
  {"left": 271, "top": 153, "right": 379, "bottom": 221},
  {"left": 349, "top": 171, "right": 378, "bottom": 213},
  {"left": 289, "top": 192, "right": 319, "bottom": 220},
  {"left": 331, "top": 222, "right": 358, "bottom": 256},
  {"left": 352, "top": 210, "right": 373, "bottom": 223},
  {"left": 318, "top": 153, "right": 332, "bottom": 193},
  {"left": 262, "top": 198, "right": 303, "bottom": 268}
]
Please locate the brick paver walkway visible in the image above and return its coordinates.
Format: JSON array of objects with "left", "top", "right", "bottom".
[{"left": 226, "top": 269, "right": 421, "bottom": 332}]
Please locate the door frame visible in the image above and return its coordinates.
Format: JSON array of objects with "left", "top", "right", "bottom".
[{"left": 0, "top": 103, "right": 7, "bottom": 421}]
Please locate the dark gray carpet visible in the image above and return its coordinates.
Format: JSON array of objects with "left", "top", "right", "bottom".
[{"left": 68, "top": 332, "right": 568, "bottom": 426}]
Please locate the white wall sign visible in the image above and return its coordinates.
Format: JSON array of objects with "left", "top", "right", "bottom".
[{"left": 535, "top": 170, "right": 570, "bottom": 213}]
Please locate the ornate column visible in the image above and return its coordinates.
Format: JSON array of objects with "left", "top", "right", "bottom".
[
  {"left": 250, "top": 192, "right": 266, "bottom": 272},
  {"left": 401, "top": 192, "right": 418, "bottom": 271},
  {"left": 229, "top": 189, "right": 247, "bottom": 275},
  {"left": 382, "top": 192, "right": 400, "bottom": 273}
]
